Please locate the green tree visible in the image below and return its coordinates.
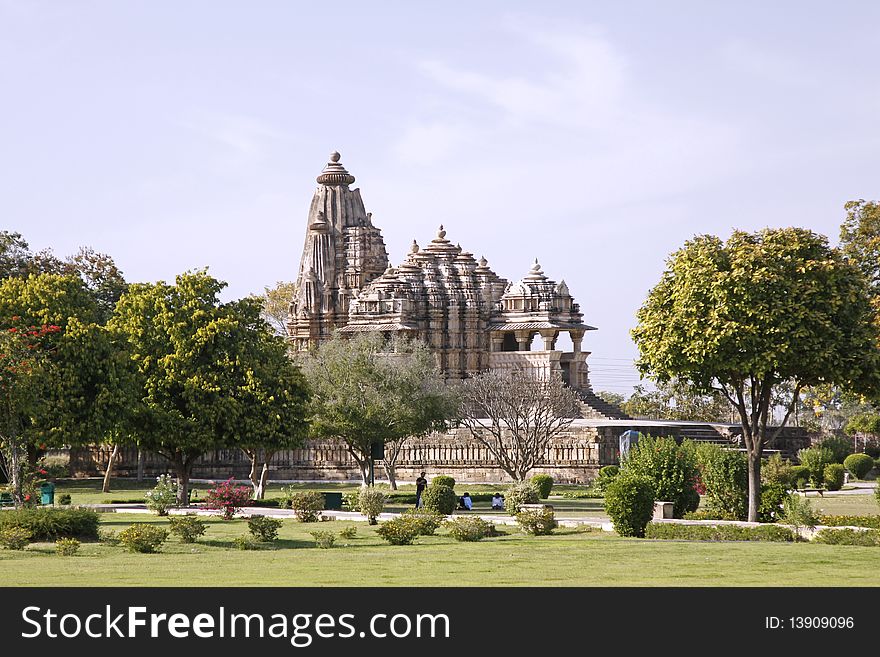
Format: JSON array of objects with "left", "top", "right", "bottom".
[
  {"left": 302, "top": 332, "right": 456, "bottom": 488},
  {"left": 111, "top": 270, "right": 308, "bottom": 504},
  {"left": 621, "top": 380, "right": 731, "bottom": 422},
  {"left": 255, "top": 281, "right": 296, "bottom": 336},
  {"left": 840, "top": 199, "right": 880, "bottom": 294},
  {"left": 0, "top": 274, "right": 133, "bottom": 505},
  {"left": 632, "top": 228, "right": 880, "bottom": 521}
]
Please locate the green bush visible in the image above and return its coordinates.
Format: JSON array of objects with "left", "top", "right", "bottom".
[
  {"left": 515, "top": 507, "right": 558, "bottom": 535},
  {"left": 797, "top": 447, "right": 833, "bottom": 487},
  {"left": 762, "top": 453, "right": 794, "bottom": 488},
  {"left": 817, "top": 435, "right": 853, "bottom": 464},
  {"left": 358, "top": 487, "right": 387, "bottom": 525},
  {"left": 503, "top": 481, "right": 540, "bottom": 515},
  {"left": 843, "top": 453, "right": 874, "bottom": 479},
  {"left": 430, "top": 475, "right": 455, "bottom": 490},
  {"left": 789, "top": 465, "right": 811, "bottom": 489},
  {"left": 58, "top": 494, "right": 72, "bottom": 505},
  {"left": 338, "top": 526, "right": 357, "bottom": 540},
  {"left": 757, "top": 483, "right": 790, "bottom": 523},
  {"left": 696, "top": 442, "right": 748, "bottom": 520},
  {"left": 247, "top": 516, "right": 283, "bottom": 542},
  {"left": 233, "top": 535, "right": 263, "bottom": 550},
  {"left": 818, "top": 515, "right": 880, "bottom": 528},
  {"left": 402, "top": 508, "right": 444, "bottom": 535},
  {"left": 444, "top": 517, "right": 496, "bottom": 542},
  {"left": 593, "top": 465, "right": 619, "bottom": 495},
  {"left": 530, "top": 474, "right": 554, "bottom": 499},
  {"left": 342, "top": 491, "right": 360, "bottom": 512},
  {"left": 286, "top": 491, "right": 324, "bottom": 522},
  {"left": 309, "top": 530, "right": 336, "bottom": 548},
  {"left": 376, "top": 516, "right": 420, "bottom": 545},
  {"left": 39, "top": 455, "right": 70, "bottom": 479},
  {"left": 782, "top": 494, "right": 819, "bottom": 531},
  {"left": 0, "top": 527, "right": 32, "bottom": 550},
  {"left": 0, "top": 507, "right": 99, "bottom": 540},
  {"left": 117, "top": 525, "right": 169, "bottom": 553},
  {"left": 645, "top": 523, "right": 795, "bottom": 542},
  {"left": 55, "top": 538, "right": 80, "bottom": 556},
  {"left": 623, "top": 436, "right": 700, "bottom": 518},
  {"left": 169, "top": 515, "right": 207, "bottom": 543},
  {"left": 683, "top": 509, "right": 739, "bottom": 521},
  {"left": 604, "top": 474, "right": 655, "bottom": 538},
  {"left": 813, "top": 528, "right": 880, "bottom": 546},
  {"left": 144, "top": 474, "right": 178, "bottom": 516},
  {"left": 824, "top": 464, "right": 845, "bottom": 492},
  {"left": 422, "top": 484, "right": 456, "bottom": 515},
  {"left": 98, "top": 529, "right": 120, "bottom": 546}
]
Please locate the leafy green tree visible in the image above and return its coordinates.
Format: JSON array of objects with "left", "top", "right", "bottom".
[
  {"left": 255, "top": 281, "right": 296, "bottom": 336},
  {"left": 302, "top": 332, "right": 456, "bottom": 488},
  {"left": 840, "top": 199, "right": 880, "bottom": 294},
  {"left": 632, "top": 228, "right": 880, "bottom": 521},
  {"left": 0, "top": 274, "right": 133, "bottom": 505},
  {"left": 111, "top": 270, "right": 308, "bottom": 504}
]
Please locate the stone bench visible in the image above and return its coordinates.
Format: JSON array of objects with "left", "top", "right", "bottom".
[{"left": 519, "top": 503, "right": 554, "bottom": 513}]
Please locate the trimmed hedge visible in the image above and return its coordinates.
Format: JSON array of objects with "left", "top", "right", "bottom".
[
  {"left": 530, "top": 474, "right": 554, "bottom": 499},
  {"left": 430, "top": 475, "right": 456, "bottom": 490},
  {"left": 604, "top": 474, "right": 655, "bottom": 538},
  {"left": 645, "top": 523, "right": 795, "bottom": 542},
  {"left": 817, "top": 515, "right": 880, "bottom": 529},
  {"left": 0, "top": 508, "right": 99, "bottom": 541},
  {"left": 422, "top": 485, "right": 456, "bottom": 515},
  {"left": 823, "top": 463, "right": 845, "bottom": 492},
  {"left": 813, "top": 528, "right": 880, "bottom": 546}
]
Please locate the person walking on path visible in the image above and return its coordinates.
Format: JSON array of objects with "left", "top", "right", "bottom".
[{"left": 415, "top": 472, "right": 428, "bottom": 508}]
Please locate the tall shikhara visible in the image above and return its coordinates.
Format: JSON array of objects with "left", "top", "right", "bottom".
[{"left": 287, "top": 152, "right": 389, "bottom": 351}]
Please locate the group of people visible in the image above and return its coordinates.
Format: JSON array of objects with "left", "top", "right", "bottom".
[{"left": 414, "top": 471, "right": 505, "bottom": 511}]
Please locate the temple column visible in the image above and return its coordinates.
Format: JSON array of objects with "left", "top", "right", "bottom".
[
  {"left": 515, "top": 330, "right": 532, "bottom": 351},
  {"left": 540, "top": 329, "right": 559, "bottom": 351}
]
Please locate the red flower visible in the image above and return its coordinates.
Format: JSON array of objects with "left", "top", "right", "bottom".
[{"left": 39, "top": 469, "right": 48, "bottom": 475}]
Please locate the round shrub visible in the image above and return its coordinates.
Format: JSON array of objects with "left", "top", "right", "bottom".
[
  {"left": 144, "top": 474, "right": 178, "bottom": 516},
  {"left": 622, "top": 436, "right": 700, "bottom": 518},
  {"left": 402, "top": 508, "right": 444, "bottom": 535},
  {"left": 247, "top": 516, "right": 283, "bottom": 542},
  {"left": 287, "top": 491, "right": 324, "bottom": 522},
  {"left": 376, "top": 516, "right": 420, "bottom": 545},
  {"left": 117, "top": 525, "right": 169, "bottom": 553},
  {"left": 0, "top": 526, "right": 32, "bottom": 550},
  {"left": 516, "top": 507, "right": 558, "bottom": 536},
  {"left": 338, "top": 526, "right": 357, "bottom": 540},
  {"left": 789, "top": 465, "right": 811, "bottom": 489},
  {"left": 504, "top": 481, "right": 540, "bottom": 515},
  {"left": 233, "top": 535, "right": 263, "bottom": 550},
  {"left": 58, "top": 494, "right": 72, "bottom": 506},
  {"left": 357, "top": 486, "right": 387, "bottom": 525},
  {"left": 844, "top": 453, "right": 874, "bottom": 480},
  {"left": 530, "top": 474, "right": 554, "bottom": 499},
  {"left": 309, "top": 530, "right": 336, "bottom": 549},
  {"left": 824, "top": 463, "right": 845, "bottom": 491},
  {"left": 444, "top": 517, "right": 496, "bottom": 542},
  {"left": 204, "top": 478, "right": 252, "bottom": 520},
  {"left": 55, "top": 538, "right": 80, "bottom": 556},
  {"left": 431, "top": 475, "right": 455, "bottom": 490},
  {"left": 422, "top": 484, "right": 456, "bottom": 515},
  {"left": 604, "top": 473, "right": 655, "bottom": 538},
  {"left": 797, "top": 447, "right": 833, "bottom": 487},
  {"left": 169, "top": 515, "right": 207, "bottom": 543}
]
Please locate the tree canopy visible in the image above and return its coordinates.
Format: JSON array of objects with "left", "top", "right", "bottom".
[{"left": 632, "top": 227, "right": 880, "bottom": 521}]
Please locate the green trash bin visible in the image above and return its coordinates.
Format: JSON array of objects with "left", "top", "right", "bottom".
[
  {"left": 323, "top": 492, "right": 343, "bottom": 511},
  {"left": 40, "top": 482, "right": 55, "bottom": 506}
]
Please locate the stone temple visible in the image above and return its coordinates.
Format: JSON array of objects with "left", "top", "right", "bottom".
[{"left": 287, "top": 151, "right": 625, "bottom": 419}]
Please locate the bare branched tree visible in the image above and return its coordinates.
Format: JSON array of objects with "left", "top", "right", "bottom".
[{"left": 456, "top": 370, "right": 581, "bottom": 481}]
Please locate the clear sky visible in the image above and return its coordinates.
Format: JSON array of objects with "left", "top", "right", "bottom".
[{"left": 3, "top": 1, "right": 879, "bottom": 394}]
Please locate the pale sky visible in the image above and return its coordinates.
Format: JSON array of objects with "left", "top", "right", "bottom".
[{"left": 3, "top": 1, "right": 879, "bottom": 394}]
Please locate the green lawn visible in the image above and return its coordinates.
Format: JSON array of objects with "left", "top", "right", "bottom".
[{"left": 2, "top": 512, "right": 880, "bottom": 587}]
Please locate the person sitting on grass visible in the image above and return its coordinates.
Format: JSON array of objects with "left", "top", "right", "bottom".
[
  {"left": 491, "top": 492, "right": 504, "bottom": 510},
  {"left": 458, "top": 492, "right": 473, "bottom": 510}
]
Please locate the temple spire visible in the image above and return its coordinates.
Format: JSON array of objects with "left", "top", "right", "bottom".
[{"left": 316, "top": 150, "right": 356, "bottom": 186}]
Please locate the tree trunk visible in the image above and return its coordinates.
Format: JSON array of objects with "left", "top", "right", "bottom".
[
  {"left": 172, "top": 453, "right": 195, "bottom": 507},
  {"left": 383, "top": 461, "right": 398, "bottom": 490},
  {"left": 244, "top": 449, "right": 275, "bottom": 499},
  {"left": 7, "top": 439, "right": 23, "bottom": 508},
  {"left": 101, "top": 443, "right": 119, "bottom": 493},
  {"left": 747, "top": 449, "right": 762, "bottom": 523},
  {"left": 136, "top": 449, "right": 145, "bottom": 482}
]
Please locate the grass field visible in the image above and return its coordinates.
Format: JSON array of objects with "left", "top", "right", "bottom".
[{"left": 2, "top": 512, "right": 880, "bottom": 587}]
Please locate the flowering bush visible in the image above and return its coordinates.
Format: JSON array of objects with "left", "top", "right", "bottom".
[
  {"left": 286, "top": 491, "right": 324, "bottom": 522},
  {"left": 0, "top": 526, "right": 32, "bottom": 550},
  {"left": 516, "top": 507, "right": 558, "bottom": 535},
  {"left": 401, "top": 508, "right": 444, "bottom": 535},
  {"left": 503, "top": 481, "right": 540, "bottom": 515},
  {"left": 144, "top": 474, "right": 178, "bottom": 516},
  {"left": 444, "top": 516, "right": 496, "bottom": 542},
  {"left": 204, "top": 479, "right": 252, "bottom": 520},
  {"left": 376, "top": 516, "right": 420, "bottom": 545},
  {"left": 55, "top": 538, "right": 80, "bottom": 556},
  {"left": 357, "top": 486, "right": 387, "bottom": 525},
  {"left": 117, "top": 524, "right": 169, "bottom": 553}
]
